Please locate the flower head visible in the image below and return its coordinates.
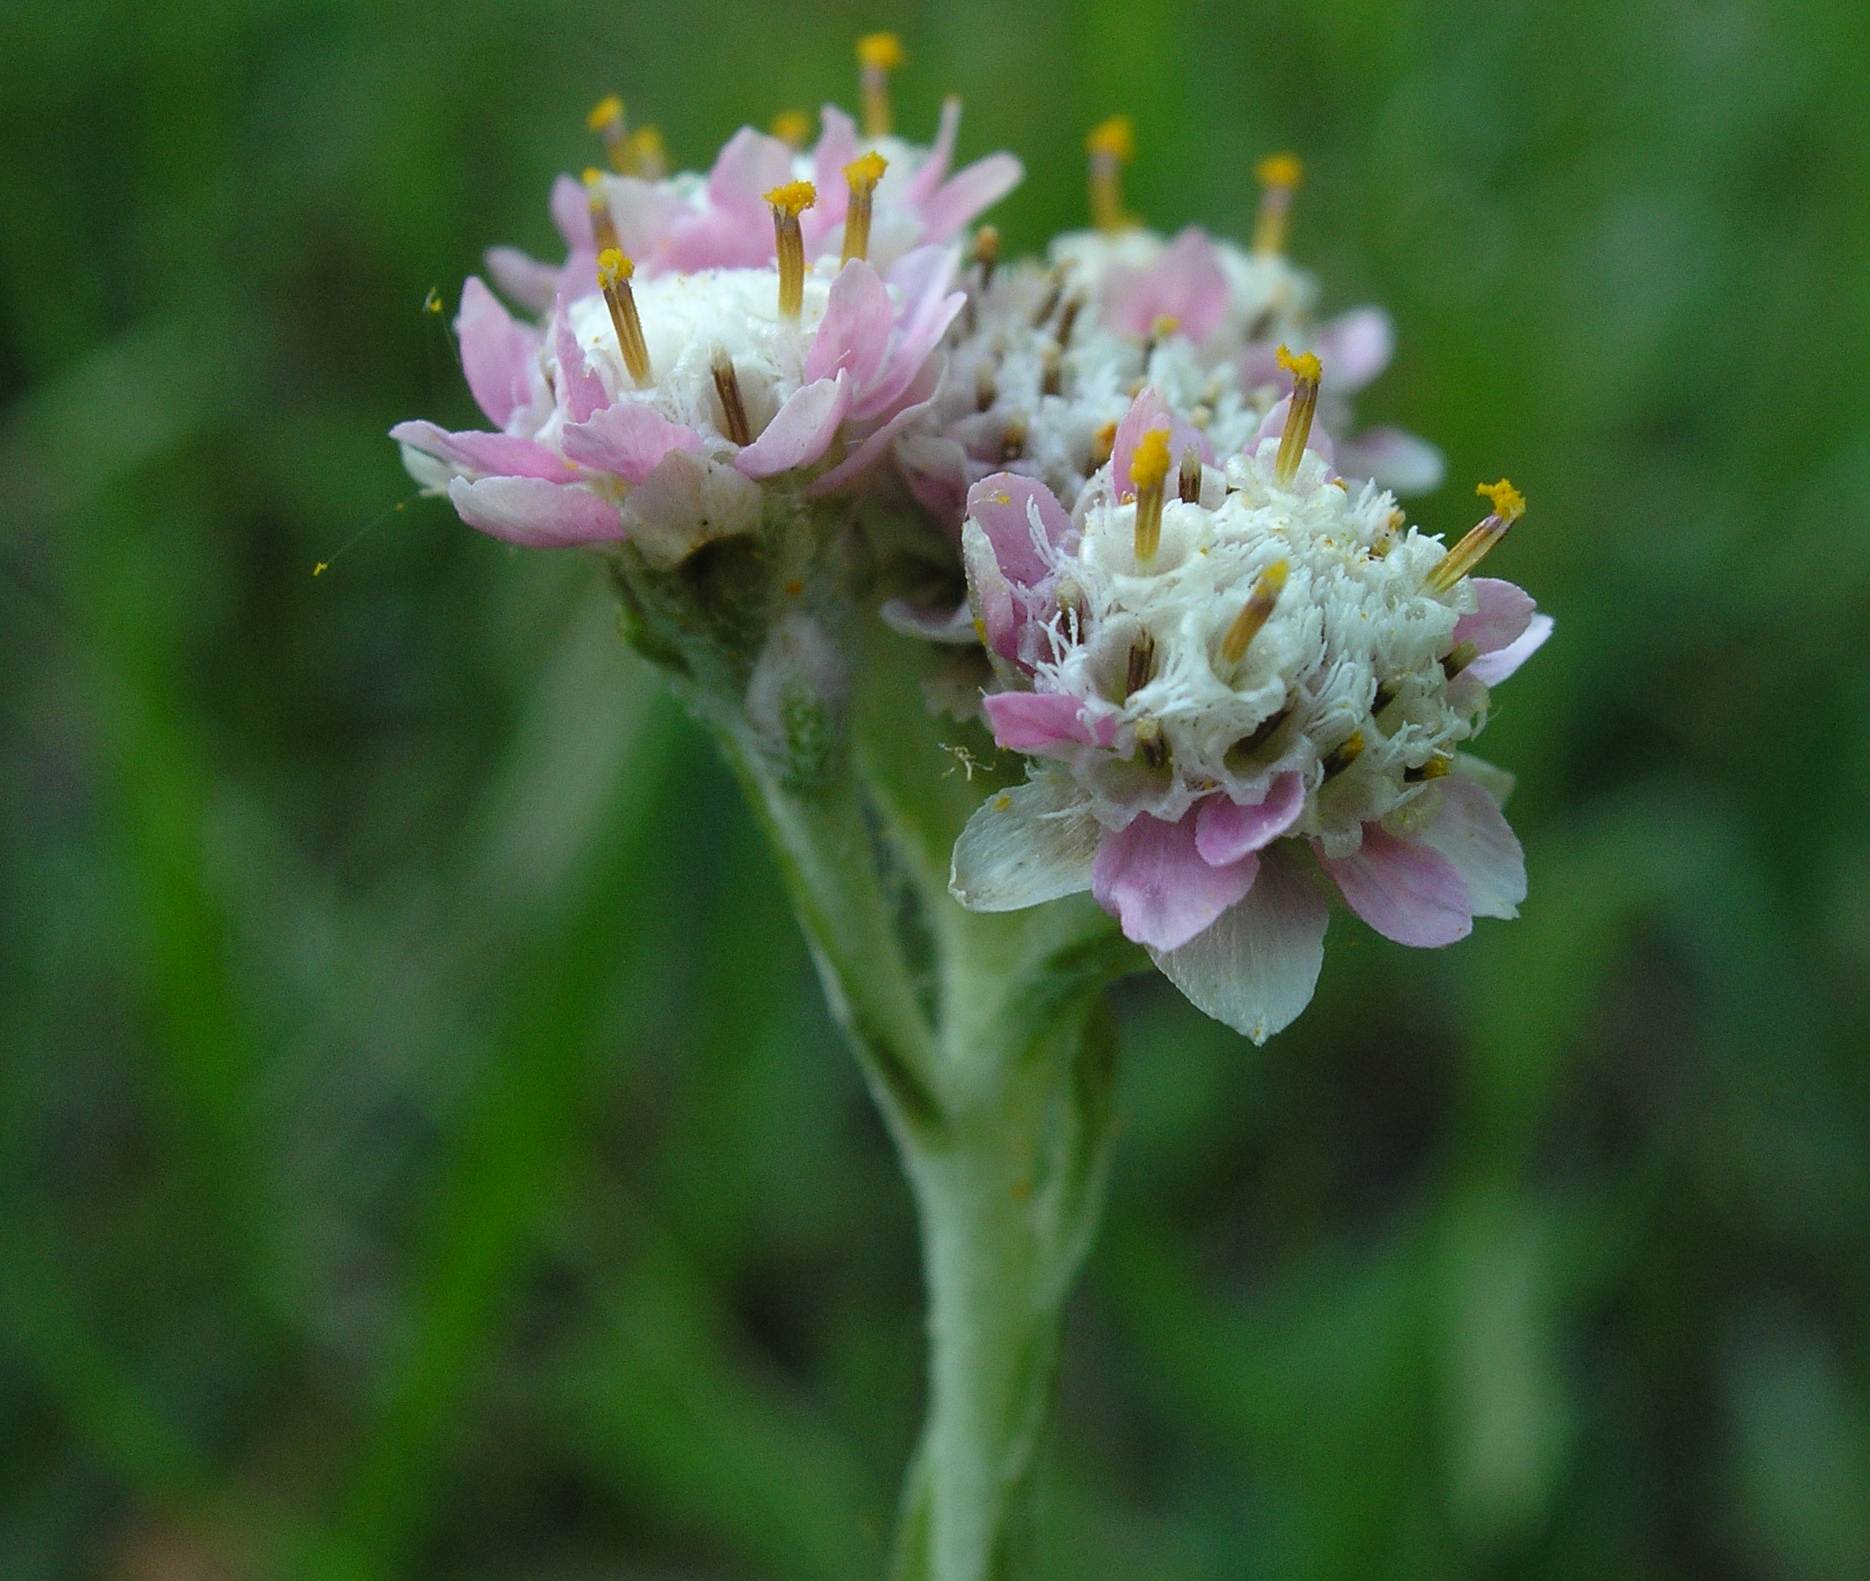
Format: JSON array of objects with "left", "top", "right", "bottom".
[{"left": 950, "top": 388, "right": 1551, "bottom": 1041}]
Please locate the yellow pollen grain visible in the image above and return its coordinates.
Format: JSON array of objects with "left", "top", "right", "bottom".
[
  {"left": 586, "top": 95, "right": 625, "bottom": 133},
  {"left": 1275, "top": 344, "right": 1322, "bottom": 384},
  {"left": 765, "top": 179, "right": 818, "bottom": 216},
  {"left": 845, "top": 150, "right": 889, "bottom": 190},
  {"left": 771, "top": 109, "right": 813, "bottom": 148},
  {"left": 1086, "top": 115, "right": 1136, "bottom": 162},
  {"left": 1255, "top": 151, "right": 1303, "bottom": 189},
  {"left": 857, "top": 31, "right": 906, "bottom": 70},
  {"left": 1476, "top": 477, "right": 1527, "bottom": 522},
  {"left": 1130, "top": 428, "right": 1172, "bottom": 491},
  {"left": 596, "top": 247, "right": 634, "bottom": 286}
]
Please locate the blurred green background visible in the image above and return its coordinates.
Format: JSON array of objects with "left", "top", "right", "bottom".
[{"left": 5, "top": 0, "right": 1869, "bottom": 1576}]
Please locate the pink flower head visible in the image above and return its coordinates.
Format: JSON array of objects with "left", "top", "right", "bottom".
[
  {"left": 950, "top": 405, "right": 1550, "bottom": 1042},
  {"left": 1103, "top": 227, "right": 1230, "bottom": 344}
]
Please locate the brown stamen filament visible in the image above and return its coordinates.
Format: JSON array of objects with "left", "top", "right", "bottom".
[
  {"left": 764, "top": 181, "right": 817, "bottom": 318},
  {"left": 999, "top": 416, "right": 1028, "bottom": 462},
  {"left": 587, "top": 95, "right": 628, "bottom": 173},
  {"left": 856, "top": 33, "right": 905, "bottom": 138},
  {"left": 841, "top": 151, "right": 888, "bottom": 265},
  {"left": 597, "top": 249, "right": 652, "bottom": 387},
  {"left": 1321, "top": 731, "right": 1365, "bottom": 781},
  {"left": 1273, "top": 345, "right": 1322, "bottom": 485},
  {"left": 1252, "top": 151, "right": 1303, "bottom": 255},
  {"left": 1135, "top": 718, "right": 1168, "bottom": 768},
  {"left": 974, "top": 226, "right": 1000, "bottom": 291},
  {"left": 1125, "top": 631, "right": 1156, "bottom": 699},
  {"left": 1055, "top": 296, "right": 1084, "bottom": 348},
  {"left": 1219, "top": 560, "right": 1289, "bottom": 665},
  {"left": 1086, "top": 116, "right": 1135, "bottom": 233},
  {"left": 975, "top": 362, "right": 998, "bottom": 412},
  {"left": 1441, "top": 641, "right": 1480, "bottom": 679},
  {"left": 584, "top": 170, "right": 620, "bottom": 255},
  {"left": 1234, "top": 704, "right": 1292, "bottom": 757},
  {"left": 1041, "top": 345, "right": 1062, "bottom": 398},
  {"left": 711, "top": 350, "right": 751, "bottom": 445},
  {"left": 1428, "top": 479, "right": 1527, "bottom": 593},
  {"left": 1177, "top": 446, "right": 1203, "bottom": 503},
  {"left": 1130, "top": 428, "right": 1172, "bottom": 562},
  {"left": 1404, "top": 755, "right": 1453, "bottom": 784}
]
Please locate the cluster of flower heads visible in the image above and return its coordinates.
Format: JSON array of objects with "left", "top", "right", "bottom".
[{"left": 393, "top": 36, "right": 1550, "bottom": 1042}]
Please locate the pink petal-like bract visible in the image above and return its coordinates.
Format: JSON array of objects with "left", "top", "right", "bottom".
[
  {"left": 965, "top": 473, "right": 1072, "bottom": 588},
  {"left": 1193, "top": 774, "right": 1306, "bottom": 867},
  {"left": 560, "top": 403, "right": 704, "bottom": 483},
  {"left": 1319, "top": 825, "right": 1472, "bottom": 947},
  {"left": 1092, "top": 812, "right": 1261, "bottom": 953},
  {"left": 448, "top": 476, "right": 624, "bottom": 548},
  {"left": 982, "top": 692, "right": 1118, "bottom": 753},
  {"left": 456, "top": 277, "right": 539, "bottom": 430},
  {"left": 733, "top": 375, "right": 851, "bottom": 477}
]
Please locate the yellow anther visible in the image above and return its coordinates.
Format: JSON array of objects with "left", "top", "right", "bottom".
[
  {"left": 626, "top": 125, "right": 668, "bottom": 178},
  {"left": 1426, "top": 481, "right": 1529, "bottom": 593},
  {"left": 1253, "top": 151, "right": 1304, "bottom": 254},
  {"left": 1086, "top": 116, "right": 1135, "bottom": 233},
  {"left": 1273, "top": 345, "right": 1323, "bottom": 485},
  {"left": 588, "top": 95, "right": 630, "bottom": 172},
  {"left": 1220, "top": 559, "right": 1289, "bottom": 665},
  {"left": 856, "top": 31, "right": 906, "bottom": 70},
  {"left": 1130, "top": 428, "right": 1172, "bottom": 492},
  {"left": 1406, "top": 754, "right": 1454, "bottom": 783},
  {"left": 764, "top": 179, "right": 818, "bottom": 217},
  {"left": 1130, "top": 428, "right": 1172, "bottom": 562},
  {"left": 1150, "top": 314, "right": 1181, "bottom": 342},
  {"left": 857, "top": 33, "right": 906, "bottom": 137},
  {"left": 1090, "top": 421, "right": 1118, "bottom": 467},
  {"left": 845, "top": 150, "right": 889, "bottom": 190},
  {"left": 1275, "top": 344, "right": 1322, "bottom": 384},
  {"left": 1086, "top": 115, "right": 1137, "bottom": 162},
  {"left": 586, "top": 174, "right": 619, "bottom": 253},
  {"left": 597, "top": 248, "right": 652, "bottom": 386},
  {"left": 768, "top": 184, "right": 816, "bottom": 317},
  {"left": 770, "top": 109, "right": 813, "bottom": 149},
  {"left": 1476, "top": 477, "right": 1527, "bottom": 523},
  {"left": 841, "top": 153, "right": 888, "bottom": 264},
  {"left": 1255, "top": 152, "right": 1303, "bottom": 190},
  {"left": 1322, "top": 730, "right": 1365, "bottom": 780}
]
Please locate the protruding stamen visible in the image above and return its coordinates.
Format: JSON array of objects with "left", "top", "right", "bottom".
[
  {"left": 771, "top": 109, "right": 813, "bottom": 149},
  {"left": 588, "top": 95, "right": 628, "bottom": 172},
  {"left": 841, "top": 151, "right": 888, "bottom": 264},
  {"left": 1252, "top": 151, "right": 1303, "bottom": 255},
  {"left": 627, "top": 126, "right": 668, "bottom": 179},
  {"left": 1090, "top": 421, "right": 1117, "bottom": 469},
  {"left": 1372, "top": 680, "right": 1399, "bottom": 714},
  {"left": 857, "top": 32, "right": 906, "bottom": 138},
  {"left": 1126, "top": 631, "right": 1156, "bottom": 698},
  {"left": 1135, "top": 717, "right": 1168, "bottom": 768},
  {"left": 1405, "top": 754, "right": 1453, "bottom": 783},
  {"left": 1055, "top": 298, "right": 1085, "bottom": 350},
  {"left": 1130, "top": 428, "right": 1172, "bottom": 561},
  {"left": 1086, "top": 116, "right": 1135, "bottom": 233},
  {"left": 1220, "top": 559, "right": 1289, "bottom": 665},
  {"left": 1177, "top": 445, "right": 1203, "bottom": 503},
  {"left": 1000, "top": 416, "right": 1028, "bottom": 462},
  {"left": 711, "top": 349, "right": 752, "bottom": 445},
  {"left": 1441, "top": 641, "right": 1480, "bottom": 679},
  {"left": 975, "top": 362, "right": 998, "bottom": 412},
  {"left": 598, "top": 249, "right": 652, "bottom": 386},
  {"left": 1321, "top": 731, "right": 1364, "bottom": 781},
  {"left": 584, "top": 168, "right": 620, "bottom": 254},
  {"left": 765, "top": 180, "right": 818, "bottom": 318},
  {"left": 1273, "top": 344, "right": 1322, "bottom": 485},
  {"left": 1041, "top": 344, "right": 1062, "bottom": 398},
  {"left": 1032, "top": 265, "right": 1068, "bottom": 328},
  {"left": 1426, "top": 479, "right": 1527, "bottom": 593},
  {"left": 973, "top": 226, "right": 1000, "bottom": 291}
]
